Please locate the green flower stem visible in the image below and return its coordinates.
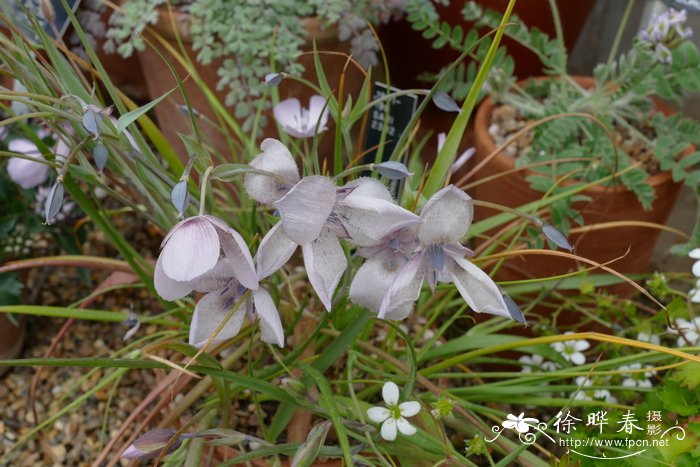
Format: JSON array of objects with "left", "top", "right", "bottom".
[
  {"left": 198, "top": 165, "right": 214, "bottom": 216},
  {"left": 422, "top": 0, "right": 518, "bottom": 198}
]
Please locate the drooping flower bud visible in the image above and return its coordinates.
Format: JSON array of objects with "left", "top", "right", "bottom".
[
  {"left": 432, "top": 92, "right": 461, "bottom": 113},
  {"left": 541, "top": 223, "right": 573, "bottom": 251},
  {"left": 264, "top": 73, "right": 283, "bottom": 86},
  {"left": 44, "top": 181, "right": 64, "bottom": 225},
  {"left": 82, "top": 109, "right": 100, "bottom": 138},
  {"left": 93, "top": 141, "right": 108, "bottom": 172},
  {"left": 374, "top": 161, "right": 412, "bottom": 180},
  {"left": 170, "top": 179, "right": 190, "bottom": 215},
  {"left": 121, "top": 428, "right": 183, "bottom": 460}
]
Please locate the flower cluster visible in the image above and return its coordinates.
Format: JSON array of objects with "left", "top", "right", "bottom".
[
  {"left": 690, "top": 248, "right": 700, "bottom": 303},
  {"left": 639, "top": 8, "right": 693, "bottom": 63},
  {"left": 153, "top": 137, "right": 523, "bottom": 349}
]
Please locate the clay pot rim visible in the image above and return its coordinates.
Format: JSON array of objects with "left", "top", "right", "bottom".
[
  {"left": 148, "top": 7, "right": 339, "bottom": 46},
  {"left": 474, "top": 75, "right": 678, "bottom": 195}
]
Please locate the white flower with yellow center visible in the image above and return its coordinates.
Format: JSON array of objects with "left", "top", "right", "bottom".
[{"left": 367, "top": 382, "right": 420, "bottom": 441}]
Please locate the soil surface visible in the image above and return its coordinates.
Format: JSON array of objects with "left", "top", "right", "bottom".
[{"left": 488, "top": 103, "right": 662, "bottom": 173}]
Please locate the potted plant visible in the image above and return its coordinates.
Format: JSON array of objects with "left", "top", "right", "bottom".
[
  {"left": 104, "top": 0, "right": 403, "bottom": 159},
  {"left": 464, "top": 3, "right": 700, "bottom": 285}
]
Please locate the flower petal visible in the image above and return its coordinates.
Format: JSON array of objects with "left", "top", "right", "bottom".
[
  {"left": 273, "top": 98, "right": 302, "bottom": 130},
  {"left": 256, "top": 222, "right": 298, "bottom": 279},
  {"left": 276, "top": 176, "right": 336, "bottom": 244},
  {"left": 418, "top": 185, "right": 473, "bottom": 245},
  {"left": 244, "top": 138, "right": 300, "bottom": 205},
  {"left": 338, "top": 180, "right": 419, "bottom": 247},
  {"left": 252, "top": 287, "right": 284, "bottom": 347},
  {"left": 367, "top": 406, "right": 391, "bottom": 424},
  {"left": 382, "top": 381, "right": 400, "bottom": 405},
  {"left": 7, "top": 139, "right": 48, "bottom": 189},
  {"left": 302, "top": 231, "right": 347, "bottom": 311},
  {"left": 188, "top": 289, "right": 247, "bottom": 348},
  {"left": 308, "top": 95, "right": 330, "bottom": 132},
  {"left": 689, "top": 248, "right": 700, "bottom": 259},
  {"left": 153, "top": 254, "right": 195, "bottom": 300},
  {"left": 399, "top": 401, "right": 420, "bottom": 418},
  {"left": 381, "top": 418, "right": 397, "bottom": 441},
  {"left": 161, "top": 217, "right": 220, "bottom": 282},
  {"left": 396, "top": 417, "right": 417, "bottom": 436},
  {"left": 206, "top": 217, "right": 258, "bottom": 290},
  {"left": 447, "top": 254, "right": 510, "bottom": 318},
  {"left": 570, "top": 353, "right": 586, "bottom": 365},
  {"left": 349, "top": 258, "right": 413, "bottom": 320},
  {"left": 378, "top": 255, "right": 425, "bottom": 319}
]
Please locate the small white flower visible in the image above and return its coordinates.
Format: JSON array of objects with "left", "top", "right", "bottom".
[
  {"left": 273, "top": 96, "right": 329, "bottom": 138},
  {"left": 551, "top": 332, "right": 590, "bottom": 365},
  {"left": 689, "top": 249, "right": 700, "bottom": 303},
  {"left": 518, "top": 354, "right": 559, "bottom": 373},
  {"left": 619, "top": 363, "right": 656, "bottom": 389},
  {"left": 501, "top": 413, "right": 539, "bottom": 434},
  {"left": 670, "top": 317, "right": 700, "bottom": 347},
  {"left": 367, "top": 382, "right": 420, "bottom": 441},
  {"left": 636, "top": 331, "right": 661, "bottom": 346},
  {"left": 574, "top": 376, "right": 617, "bottom": 403}
]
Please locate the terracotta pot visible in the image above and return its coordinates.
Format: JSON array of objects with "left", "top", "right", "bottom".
[
  {"left": 471, "top": 76, "right": 684, "bottom": 296},
  {"left": 137, "top": 9, "right": 365, "bottom": 166},
  {"left": 0, "top": 314, "right": 26, "bottom": 377}
]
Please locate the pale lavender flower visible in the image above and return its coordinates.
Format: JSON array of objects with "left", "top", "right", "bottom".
[
  {"left": 273, "top": 96, "right": 329, "bottom": 138},
  {"left": 366, "top": 382, "right": 420, "bottom": 441},
  {"left": 375, "top": 186, "right": 516, "bottom": 321},
  {"left": 6, "top": 139, "right": 50, "bottom": 189},
  {"left": 244, "top": 139, "right": 300, "bottom": 206},
  {"left": 154, "top": 215, "right": 257, "bottom": 296},
  {"left": 186, "top": 265, "right": 284, "bottom": 348},
  {"left": 639, "top": 8, "right": 693, "bottom": 63},
  {"left": 154, "top": 215, "right": 284, "bottom": 348},
  {"left": 265, "top": 176, "right": 418, "bottom": 310},
  {"left": 245, "top": 139, "right": 418, "bottom": 311},
  {"left": 349, "top": 224, "right": 419, "bottom": 320}
]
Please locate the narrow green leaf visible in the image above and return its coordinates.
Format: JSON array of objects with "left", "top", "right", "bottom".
[
  {"left": 117, "top": 88, "right": 176, "bottom": 134},
  {"left": 300, "top": 364, "right": 353, "bottom": 466}
]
